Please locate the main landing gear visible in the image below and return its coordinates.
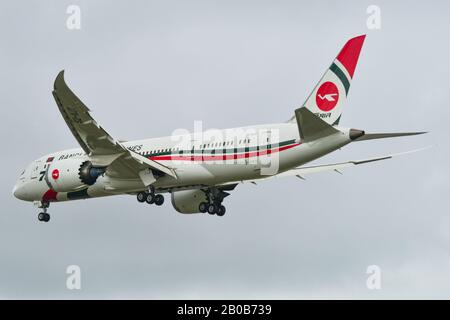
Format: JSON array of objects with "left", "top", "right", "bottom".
[
  {"left": 37, "top": 202, "right": 50, "bottom": 222},
  {"left": 136, "top": 186, "right": 164, "bottom": 206},
  {"left": 198, "top": 188, "right": 228, "bottom": 216}
]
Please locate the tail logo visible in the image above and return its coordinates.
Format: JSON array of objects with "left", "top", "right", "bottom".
[
  {"left": 318, "top": 93, "right": 337, "bottom": 101},
  {"left": 316, "top": 81, "right": 339, "bottom": 112}
]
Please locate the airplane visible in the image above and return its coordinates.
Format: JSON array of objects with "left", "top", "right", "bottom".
[{"left": 12, "top": 35, "right": 426, "bottom": 222}]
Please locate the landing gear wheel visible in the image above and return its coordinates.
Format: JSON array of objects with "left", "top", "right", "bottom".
[
  {"left": 154, "top": 194, "right": 164, "bottom": 206},
  {"left": 207, "top": 204, "right": 217, "bottom": 215},
  {"left": 199, "top": 202, "right": 208, "bottom": 213},
  {"left": 216, "top": 205, "right": 226, "bottom": 216},
  {"left": 137, "top": 192, "right": 147, "bottom": 203},
  {"left": 38, "top": 212, "right": 50, "bottom": 222},
  {"left": 145, "top": 193, "right": 155, "bottom": 204}
]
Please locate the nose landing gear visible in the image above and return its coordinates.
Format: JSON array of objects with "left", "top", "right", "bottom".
[{"left": 36, "top": 201, "right": 50, "bottom": 222}]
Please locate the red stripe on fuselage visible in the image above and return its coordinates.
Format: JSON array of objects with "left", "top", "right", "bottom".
[{"left": 148, "top": 143, "right": 300, "bottom": 162}]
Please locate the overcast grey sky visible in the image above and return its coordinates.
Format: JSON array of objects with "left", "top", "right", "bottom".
[{"left": 0, "top": 0, "right": 448, "bottom": 299}]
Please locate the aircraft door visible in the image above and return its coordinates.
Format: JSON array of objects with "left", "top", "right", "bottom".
[{"left": 30, "top": 160, "right": 42, "bottom": 179}]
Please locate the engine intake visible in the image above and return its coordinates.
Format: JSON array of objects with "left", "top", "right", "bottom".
[{"left": 78, "top": 161, "right": 106, "bottom": 185}]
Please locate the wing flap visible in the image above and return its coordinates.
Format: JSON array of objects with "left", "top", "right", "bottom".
[{"left": 128, "top": 151, "right": 177, "bottom": 178}]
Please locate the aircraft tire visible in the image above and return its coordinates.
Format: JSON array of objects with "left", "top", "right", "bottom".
[
  {"left": 207, "top": 204, "right": 216, "bottom": 215},
  {"left": 199, "top": 202, "right": 208, "bottom": 213},
  {"left": 154, "top": 194, "right": 164, "bottom": 206},
  {"left": 38, "top": 212, "right": 50, "bottom": 222},
  {"left": 137, "top": 192, "right": 147, "bottom": 203},
  {"left": 145, "top": 193, "right": 155, "bottom": 204},
  {"left": 216, "top": 205, "right": 226, "bottom": 216}
]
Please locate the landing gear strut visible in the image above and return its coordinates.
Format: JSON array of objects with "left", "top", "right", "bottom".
[
  {"left": 36, "top": 202, "right": 50, "bottom": 222},
  {"left": 136, "top": 186, "right": 164, "bottom": 206},
  {"left": 199, "top": 188, "right": 229, "bottom": 216}
]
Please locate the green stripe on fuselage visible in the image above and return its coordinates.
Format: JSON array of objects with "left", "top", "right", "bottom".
[{"left": 145, "top": 139, "right": 297, "bottom": 157}]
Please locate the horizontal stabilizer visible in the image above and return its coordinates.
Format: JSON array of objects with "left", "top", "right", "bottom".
[
  {"left": 355, "top": 132, "right": 427, "bottom": 142},
  {"left": 295, "top": 107, "right": 339, "bottom": 142}
]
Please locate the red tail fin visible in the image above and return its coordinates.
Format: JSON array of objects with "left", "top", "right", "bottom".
[
  {"left": 336, "top": 35, "right": 366, "bottom": 79},
  {"left": 297, "top": 35, "right": 366, "bottom": 126}
]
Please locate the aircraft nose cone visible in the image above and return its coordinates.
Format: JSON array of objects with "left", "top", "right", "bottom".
[{"left": 13, "top": 183, "right": 27, "bottom": 200}]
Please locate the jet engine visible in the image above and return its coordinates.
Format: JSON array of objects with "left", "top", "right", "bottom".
[
  {"left": 47, "top": 159, "right": 105, "bottom": 192},
  {"left": 78, "top": 161, "right": 105, "bottom": 185},
  {"left": 171, "top": 190, "right": 207, "bottom": 214}
]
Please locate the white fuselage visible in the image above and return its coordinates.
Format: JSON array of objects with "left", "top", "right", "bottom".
[{"left": 12, "top": 122, "right": 352, "bottom": 203}]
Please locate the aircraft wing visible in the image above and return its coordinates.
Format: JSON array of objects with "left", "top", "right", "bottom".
[
  {"left": 225, "top": 147, "right": 428, "bottom": 185},
  {"left": 278, "top": 154, "right": 400, "bottom": 179},
  {"left": 52, "top": 71, "right": 176, "bottom": 181}
]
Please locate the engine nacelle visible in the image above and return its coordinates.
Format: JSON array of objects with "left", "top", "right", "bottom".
[
  {"left": 78, "top": 161, "right": 105, "bottom": 185},
  {"left": 171, "top": 190, "right": 207, "bottom": 214},
  {"left": 47, "top": 159, "right": 105, "bottom": 193}
]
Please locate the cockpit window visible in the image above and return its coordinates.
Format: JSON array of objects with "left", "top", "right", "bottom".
[{"left": 20, "top": 170, "right": 25, "bottom": 176}]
